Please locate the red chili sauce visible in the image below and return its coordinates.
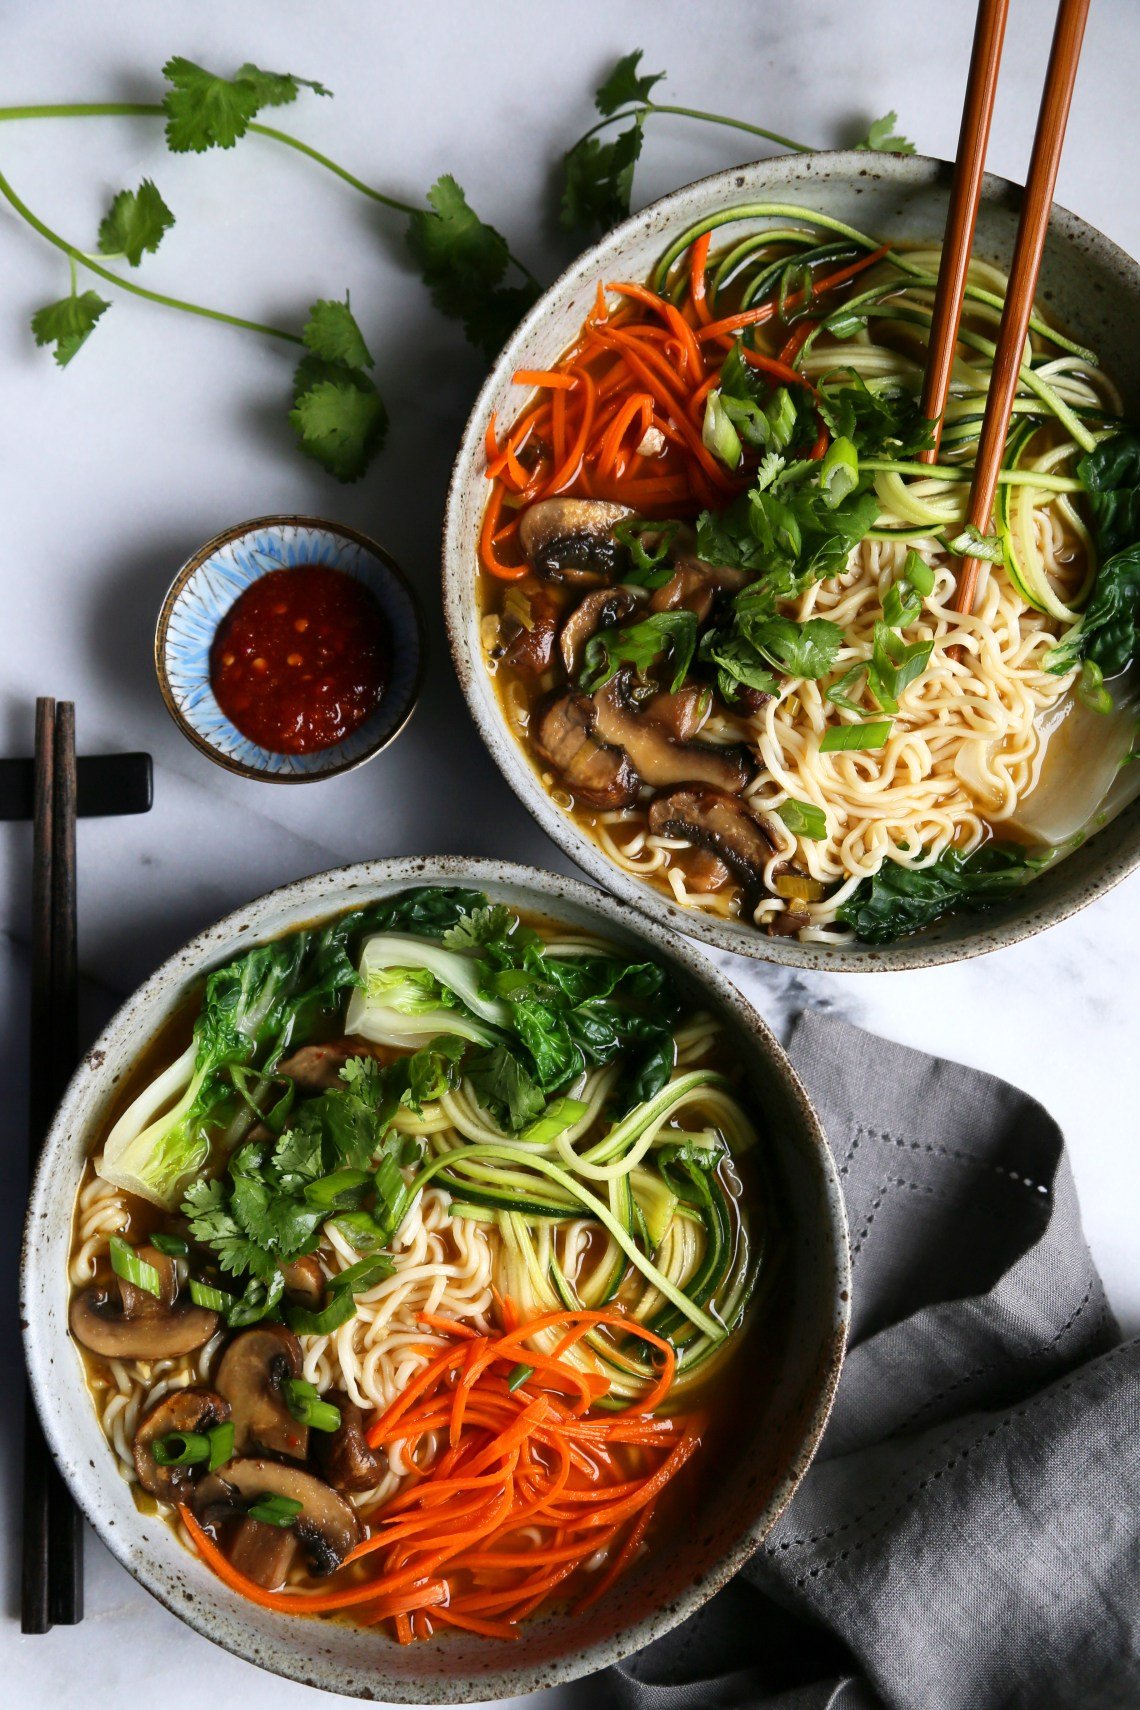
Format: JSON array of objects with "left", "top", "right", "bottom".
[{"left": 210, "top": 565, "right": 389, "bottom": 754}]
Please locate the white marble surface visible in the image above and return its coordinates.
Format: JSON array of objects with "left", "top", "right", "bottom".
[{"left": 2, "top": 1, "right": 1138, "bottom": 1704}]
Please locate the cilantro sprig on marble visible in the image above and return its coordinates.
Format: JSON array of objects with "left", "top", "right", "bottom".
[
  {"left": 561, "top": 49, "right": 914, "bottom": 236},
  {"left": 1, "top": 57, "right": 538, "bottom": 478}
]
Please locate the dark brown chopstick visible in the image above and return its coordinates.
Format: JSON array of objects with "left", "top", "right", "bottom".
[
  {"left": 22, "top": 697, "right": 84, "bottom": 1632},
  {"left": 918, "top": 0, "right": 1011, "bottom": 462},
  {"left": 949, "top": 0, "right": 1092, "bottom": 628}
]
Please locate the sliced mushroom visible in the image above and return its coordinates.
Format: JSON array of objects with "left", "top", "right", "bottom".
[
  {"left": 501, "top": 588, "right": 561, "bottom": 676},
  {"left": 768, "top": 903, "right": 812, "bottom": 936},
  {"left": 644, "top": 684, "right": 712, "bottom": 744},
  {"left": 650, "top": 557, "right": 748, "bottom": 624},
  {"left": 519, "top": 498, "right": 631, "bottom": 586},
  {"left": 117, "top": 1245, "right": 178, "bottom": 1319},
  {"left": 313, "top": 1390, "right": 383, "bottom": 1493},
  {"left": 70, "top": 1279, "right": 219, "bottom": 1361},
  {"left": 228, "top": 1515, "right": 299, "bottom": 1591},
  {"left": 533, "top": 693, "right": 640, "bottom": 810},
  {"left": 276, "top": 1038, "right": 384, "bottom": 1092},
  {"left": 215, "top": 1325, "right": 308, "bottom": 1460},
  {"left": 592, "top": 678, "right": 754, "bottom": 794},
  {"left": 559, "top": 586, "right": 646, "bottom": 679},
  {"left": 195, "top": 1457, "right": 360, "bottom": 1578},
  {"left": 684, "top": 850, "right": 731, "bottom": 893},
  {"left": 648, "top": 790, "right": 779, "bottom": 890},
  {"left": 280, "top": 1254, "right": 326, "bottom": 1310},
  {"left": 133, "top": 1387, "right": 231, "bottom": 1501}
]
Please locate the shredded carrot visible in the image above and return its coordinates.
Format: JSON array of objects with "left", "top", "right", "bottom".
[
  {"left": 688, "top": 232, "right": 713, "bottom": 326},
  {"left": 513, "top": 368, "right": 578, "bottom": 391},
  {"left": 180, "top": 1311, "right": 700, "bottom": 1645}
]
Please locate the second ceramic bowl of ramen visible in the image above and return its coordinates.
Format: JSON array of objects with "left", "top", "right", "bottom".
[
  {"left": 442, "top": 151, "right": 1140, "bottom": 970},
  {"left": 22, "top": 857, "right": 848, "bottom": 1703}
]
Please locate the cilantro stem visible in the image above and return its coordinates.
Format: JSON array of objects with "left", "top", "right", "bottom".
[
  {"left": 0, "top": 163, "right": 302, "bottom": 344},
  {"left": 0, "top": 101, "right": 540, "bottom": 288},
  {"left": 573, "top": 102, "right": 812, "bottom": 156}
]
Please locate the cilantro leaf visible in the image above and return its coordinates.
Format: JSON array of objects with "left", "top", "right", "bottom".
[
  {"left": 30, "top": 291, "right": 109, "bottom": 367},
  {"left": 97, "top": 180, "right": 175, "bottom": 266},
  {"left": 289, "top": 375, "right": 387, "bottom": 481},
  {"left": 595, "top": 50, "right": 665, "bottom": 116},
  {"left": 162, "top": 56, "right": 331, "bottom": 152},
  {"left": 301, "top": 294, "right": 373, "bottom": 369},
  {"left": 406, "top": 176, "right": 537, "bottom": 358},
  {"left": 561, "top": 117, "right": 644, "bottom": 235},
  {"left": 579, "top": 610, "right": 699, "bottom": 692},
  {"left": 442, "top": 905, "right": 516, "bottom": 951},
  {"left": 856, "top": 112, "right": 915, "bottom": 156}
]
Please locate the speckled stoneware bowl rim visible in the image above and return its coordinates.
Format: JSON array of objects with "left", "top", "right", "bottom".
[
  {"left": 22, "top": 856, "right": 849, "bottom": 1703},
  {"left": 155, "top": 514, "right": 427, "bottom": 784},
  {"left": 442, "top": 149, "right": 1140, "bottom": 972}
]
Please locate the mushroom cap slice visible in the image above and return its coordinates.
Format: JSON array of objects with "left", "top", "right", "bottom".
[
  {"left": 228, "top": 1515, "right": 300, "bottom": 1591},
  {"left": 502, "top": 588, "right": 561, "bottom": 676},
  {"left": 69, "top": 1280, "right": 219, "bottom": 1361},
  {"left": 195, "top": 1456, "right": 361, "bottom": 1577},
  {"left": 280, "top": 1254, "right": 326, "bottom": 1310},
  {"left": 533, "top": 693, "right": 640, "bottom": 810},
  {"left": 215, "top": 1324, "right": 309, "bottom": 1460},
  {"left": 133, "top": 1386, "right": 231, "bottom": 1501},
  {"left": 559, "top": 586, "right": 646, "bottom": 679},
  {"left": 313, "top": 1390, "right": 383, "bottom": 1493},
  {"left": 592, "top": 678, "right": 754, "bottom": 794},
  {"left": 648, "top": 790, "right": 779, "bottom": 889},
  {"left": 117, "top": 1245, "right": 179, "bottom": 1319},
  {"left": 519, "top": 499, "right": 631, "bottom": 586}
]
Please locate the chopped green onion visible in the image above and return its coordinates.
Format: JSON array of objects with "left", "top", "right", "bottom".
[
  {"left": 283, "top": 1377, "right": 342, "bottom": 1433},
  {"left": 327, "top": 1254, "right": 394, "bottom": 1298},
  {"left": 765, "top": 385, "right": 799, "bottom": 450},
  {"left": 330, "top": 1210, "right": 386, "bottom": 1254},
  {"left": 506, "top": 1364, "right": 534, "bottom": 1393},
  {"left": 151, "top": 1430, "right": 211, "bottom": 1467},
  {"left": 207, "top": 1421, "right": 235, "bottom": 1471},
  {"left": 871, "top": 623, "right": 934, "bottom": 707},
  {"left": 248, "top": 1494, "right": 304, "bottom": 1529},
  {"left": 701, "top": 390, "right": 743, "bottom": 469},
  {"left": 948, "top": 523, "right": 1003, "bottom": 564},
  {"left": 109, "top": 1236, "right": 162, "bottom": 1298},
  {"left": 303, "top": 1168, "right": 371, "bottom": 1211},
  {"left": 150, "top": 1232, "right": 188, "bottom": 1259},
  {"left": 825, "top": 663, "right": 869, "bottom": 714},
  {"left": 903, "top": 549, "right": 935, "bottom": 597},
  {"left": 1076, "top": 658, "right": 1114, "bottom": 715},
  {"left": 189, "top": 1278, "right": 235, "bottom": 1314},
  {"left": 519, "top": 1098, "right": 590, "bottom": 1146},
  {"left": 287, "top": 1289, "right": 358, "bottom": 1337},
  {"left": 819, "top": 435, "right": 859, "bottom": 508},
  {"left": 777, "top": 798, "right": 827, "bottom": 841},
  {"left": 882, "top": 581, "right": 920, "bottom": 628},
  {"left": 820, "top": 720, "right": 894, "bottom": 753}
]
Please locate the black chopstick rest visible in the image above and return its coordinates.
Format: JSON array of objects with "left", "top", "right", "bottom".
[{"left": 0, "top": 752, "right": 153, "bottom": 821}]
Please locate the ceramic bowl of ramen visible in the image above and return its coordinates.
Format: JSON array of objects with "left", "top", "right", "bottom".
[
  {"left": 443, "top": 152, "right": 1140, "bottom": 970},
  {"left": 22, "top": 857, "right": 848, "bottom": 1703}
]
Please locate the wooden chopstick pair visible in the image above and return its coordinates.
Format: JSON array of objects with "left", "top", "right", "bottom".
[
  {"left": 22, "top": 697, "right": 84, "bottom": 1633},
  {"left": 922, "top": 0, "right": 1091, "bottom": 630}
]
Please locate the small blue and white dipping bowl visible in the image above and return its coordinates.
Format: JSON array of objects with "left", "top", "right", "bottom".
[{"left": 155, "top": 516, "right": 425, "bottom": 782}]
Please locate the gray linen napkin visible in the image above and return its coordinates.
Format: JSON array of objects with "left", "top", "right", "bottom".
[{"left": 589, "top": 1011, "right": 1139, "bottom": 1710}]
